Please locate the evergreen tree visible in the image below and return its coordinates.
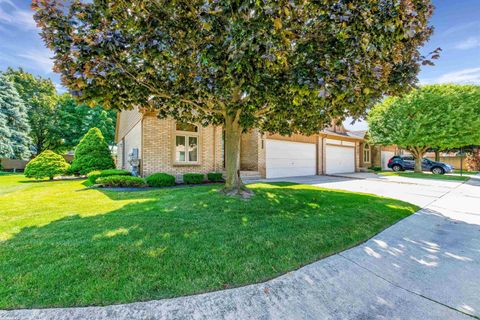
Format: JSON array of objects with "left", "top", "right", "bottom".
[
  {"left": 70, "top": 128, "right": 115, "bottom": 175},
  {"left": 4, "top": 68, "right": 58, "bottom": 154},
  {"left": 0, "top": 74, "right": 31, "bottom": 159},
  {"left": 24, "top": 150, "right": 70, "bottom": 180}
]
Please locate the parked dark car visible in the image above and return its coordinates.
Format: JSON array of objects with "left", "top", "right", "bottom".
[{"left": 387, "top": 155, "right": 454, "bottom": 174}]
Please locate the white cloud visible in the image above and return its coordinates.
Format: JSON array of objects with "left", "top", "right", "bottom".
[
  {"left": 421, "top": 67, "right": 480, "bottom": 85},
  {"left": 454, "top": 37, "right": 480, "bottom": 50},
  {"left": 0, "top": 1, "right": 37, "bottom": 31},
  {"left": 16, "top": 49, "right": 53, "bottom": 73},
  {"left": 441, "top": 21, "right": 480, "bottom": 37}
]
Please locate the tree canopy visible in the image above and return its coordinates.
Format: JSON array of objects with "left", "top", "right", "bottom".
[
  {"left": 368, "top": 84, "right": 480, "bottom": 172},
  {"left": 3, "top": 68, "right": 116, "bottom": 155},
  {"left": 54, "top": 94, "right": 116, "bottom": 151},
  {"left": 34, "top": 0, "right": 435, "bottom": 194},
  {"left": 4, "top": 68, "right": 59, "bottom": 154},
  {"left": 0, "top": 74, "right": 31, "bottom": 159}
]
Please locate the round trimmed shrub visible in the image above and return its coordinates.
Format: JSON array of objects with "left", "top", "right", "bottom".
[
  {"left": 87, "top": 169, "right": 132, "bottom": 184},
  {"left": 207, "top": 172, "right": 223, "bottom": 182},
  {"left": 146, "top": 173, "right": 176, "bottom": 187},
  {"left": 25, "top": 150, "right": 70, "bottom": 180},
  {"left": 183, "top": 173, "right": 204, "bottom": 184},
  {"left": 97, "top": 175, "right": 146, "bottom": 188},
  {"left": 70, "top": 128, "right": 115, "bottom": 175}
]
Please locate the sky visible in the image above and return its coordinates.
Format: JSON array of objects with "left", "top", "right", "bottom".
[{"left": 1, "top": 0, "right": 479, "bottom": 130}]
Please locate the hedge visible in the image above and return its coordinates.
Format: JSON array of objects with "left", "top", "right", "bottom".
[
  {"left": 97, "top": 176, "right": 146, "bottom": 188},
  {"left": 207, "top": 172, "right": 223, "bottom": 182},
  {"left": 87, "top": 169, "right": 132, "bottom": 184},
  {"left": 183, "top": 173, "right": 204, "bottom": 184},
  {"left": 146, "top": 173, "right": 176, "bottom": 187}
]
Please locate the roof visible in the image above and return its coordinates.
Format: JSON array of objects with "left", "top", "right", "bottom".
[
  {"left": 348, "top": 130, "right": 367, "bottom": 139},
  {"left": 321, "top": 129, "right": 364, "bottom": 141}
]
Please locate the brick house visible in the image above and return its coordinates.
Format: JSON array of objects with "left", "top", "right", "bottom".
[
  {"left": 115, "top": 107, "right": 365, "bottom": 180},
  {"left": 350, "top": 130, "right": 403, "bottom": 171}
]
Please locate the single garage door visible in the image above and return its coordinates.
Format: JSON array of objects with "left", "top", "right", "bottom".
[
  {"left": 266, "top": 140, "right": 316, "bottom": 178},
  {"left": 325, "top": 145, "right": 355, "bottom": 174},
  {"left": 381, "top": 151, "right": 395, "bottom": 170}
]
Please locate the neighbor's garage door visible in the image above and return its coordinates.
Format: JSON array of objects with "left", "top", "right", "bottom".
[
  {"left": 325, "top": 145, "right": 355, "bottom": 174},
  {"left": 381, "top": 151, "right": 395, "bottom": 170},
  {"left": 266, "top": 140, "right": 316, "bottom": 178}
]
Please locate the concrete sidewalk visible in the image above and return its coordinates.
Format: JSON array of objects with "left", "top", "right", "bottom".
[{"left": 2, "top": 176, "right": 479, "bottom": 320}]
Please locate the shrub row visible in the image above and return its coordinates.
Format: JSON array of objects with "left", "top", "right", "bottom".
[
  {"left": 368, "top": 166, "right": 382, "bottom": 172},
  {"left": 207, "top": 172, "right": 223, "bottom": 182},
  {"left": 87, "top": 169, "right": 132, "bottom": 184},
  {"left": 183, "top": 173, "right": 204, "bottom": 184},
  {"left": 97, "top": 175, "right": 146, "bottom": 188},
  {"left": 95, "top": 171, "right": 224, "bottom": 188},
  {"left": 146, "top": 173, "right": 176, "bottom": 187}
]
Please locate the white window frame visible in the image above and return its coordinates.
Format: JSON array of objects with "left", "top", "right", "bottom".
[
  {"left": 174, "top": 123, "right": 200, "bottom": 165},
  {"left": 363, "top": 144, "right": 371, "bottom": 163}
]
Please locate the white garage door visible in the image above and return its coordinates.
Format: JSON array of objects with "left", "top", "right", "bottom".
[
  {"left": 325, "top": 145, "right": 355, "bottom": 174},
  {"left": 266, "top": 140, "right": 316, "bottom": 179},
  {"left": 381, "top": 151, "right": 395, "bottom": 170}
]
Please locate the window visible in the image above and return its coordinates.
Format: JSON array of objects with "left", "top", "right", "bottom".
[
  {"left": 363, "top": 144, "right": 371, "bottom": 163},
  {"left": 175, "top": 122, "right": 199, "bottom": 163}
]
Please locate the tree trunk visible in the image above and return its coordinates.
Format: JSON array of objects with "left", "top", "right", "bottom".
[
  {"left": 223, "top": 113, "right": 252, "bottom": 197},
  {"left": 414, "top": 156, "right": 423, "bottom": 173},
  {"left": 434, "top": 149, "right": 440, "bottom": 162},
  {"left": 408, "top": 147, "right": 427, "bottom": 173}
]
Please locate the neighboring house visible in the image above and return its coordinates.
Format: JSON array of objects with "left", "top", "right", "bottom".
[
  {"left": 350, "top": 130, "right": 403, "bottom": 171},
  {"left": 115, "top": 107, "right": 364, "bottom": 180}
]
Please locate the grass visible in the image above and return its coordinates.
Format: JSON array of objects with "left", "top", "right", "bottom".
[
  {"left": 378, "top": 171, "right": 470, "bottom": 181},
  {"left": 0, "top": 175, "right": 418, "bottom": 309},
  {"left": 453, "top": 170, "right": 479, "bottom": 175}
]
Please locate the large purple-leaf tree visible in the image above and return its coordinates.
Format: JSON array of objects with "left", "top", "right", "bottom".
[{"left": 33, "top": 0, "right": 435, "bottom": 195}]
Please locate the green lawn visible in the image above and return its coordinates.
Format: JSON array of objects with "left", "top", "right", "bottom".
[
  {"left": 453, "top": 170, "right": 479, "bottom": 175},
  {"left": 379, "top": 171, "right": 470, "bottom": 181},
  {"left": 0, "top": 175, "right": 418, "bottom": 309}
]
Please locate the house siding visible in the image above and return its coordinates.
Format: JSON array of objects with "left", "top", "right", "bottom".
[
  {"left": 141, "top": 116, "right": 223, "bottom": 180},
  {"left": 240, "top": 129, "right": 260, "bottom": 171},
  {"left": 116, "top": 107, "right": 142, "bottom": 142},
  {"left": 118, "top": 121, "right": 142, "bottom": 170}
]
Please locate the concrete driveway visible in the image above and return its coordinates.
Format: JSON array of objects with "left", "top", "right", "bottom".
[{"left": 2, "top": 175, "right": 479, "bottom": 320}]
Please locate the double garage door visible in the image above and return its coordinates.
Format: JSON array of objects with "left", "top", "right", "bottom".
[{"left": 265, "top": 139, "right": 356, "bottom": 178}]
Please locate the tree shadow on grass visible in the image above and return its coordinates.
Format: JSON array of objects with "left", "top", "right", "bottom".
[{"left": 0, "top": 183, "right": 418, "bottom": 309}]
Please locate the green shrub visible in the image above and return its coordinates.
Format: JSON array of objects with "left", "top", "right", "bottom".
[
  {"left": 69, "top": 128, "right": 115, "bottom": 175},
  {"left": 183, "top": 173, "right": 204, "bottom": 184},
  {"left": 146, "top": 173, "right": 176, "bottom": 187},
  {"left": 369, "top": 166, "right": 382, "bottom": 172},
  {"left": 24, "top": 150, "right": 70, "bottom": 180},
  {"left": 207, "top": 172, "right": 223, "bottom": 182},
  {"left": 97, "top": 175, "right": 146, "bottom": 188},
  {"left": 87, "top": 169, "right": 132, "bottom": 184}
]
